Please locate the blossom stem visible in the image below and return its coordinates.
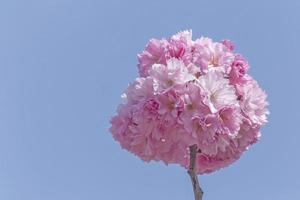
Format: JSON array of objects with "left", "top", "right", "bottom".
[{"left": 188, "top": 145, "right": 203, "bottom": 200}]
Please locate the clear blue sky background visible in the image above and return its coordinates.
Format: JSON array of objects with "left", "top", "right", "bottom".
[{"left": 0, "top": 0, "right": 299, "bottom": 199}]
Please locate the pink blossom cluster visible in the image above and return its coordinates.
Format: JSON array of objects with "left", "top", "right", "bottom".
[{"left": 110, "top": 30, "right": 269, "bottom": 174}]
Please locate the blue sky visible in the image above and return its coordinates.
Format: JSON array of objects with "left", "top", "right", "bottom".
[{"left": 0, "top": 0, "right": 299, "bottom": 199}]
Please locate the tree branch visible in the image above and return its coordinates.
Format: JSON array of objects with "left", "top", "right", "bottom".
[{"left": 188, "top": 144, "right": 203, "bottom": 200}]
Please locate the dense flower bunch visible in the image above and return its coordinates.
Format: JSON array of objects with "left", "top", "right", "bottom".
[{"left": 110, "top": 30, "right": 269, "bottom": 174}]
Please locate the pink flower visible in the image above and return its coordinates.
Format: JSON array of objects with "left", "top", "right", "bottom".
[
  {"left": 234, "top": 120, "right": 261, "bottom": 150},
  {"left": 218, "top": 106, "right": 242, "bottom": 137},
  {"left": 138, "top": 38, "right": 169, "bottom": 77},
  {"left": 156, "top": 89, "right": 185, "bottom": 119},
  {"left": 170, "top": 30, "right": 193, "bottom": 45},
  {"left": 195, "top": 143, "right": 241, "bottom": 174},
  {"left": 182, "top": 82, "right": 209, "bottom": 116},
  {"left": 237, "top": 78, "right": 269, "bottom": 126},
  {"left": 137, "top": 30, "right": 193, "bottom": 77},
  {"left": 166, "top": 30, "right": 193, "bottom": 65},
  {"left": 189, "top": 114, "right": 223, "bottom": 156},
  {"left": 149, "top": 58, "right": 194, "bottom": 92},
  {"left": 229, "top": 54, "right": 249, "bottom": 85},
  {"left": 192, "top": 37, "right": 235, "bottom": 73},
  {"left": 198, "top": 70, "right": 238, "bottom": 113},
  {"left": 221, "top": 39, "right": 235, "bottom": 51},
  {"left": 110, "top": 105, "right": 132, "bottom": 149},
  {"left": 182, "top": 107, "right": 241, "bottom": 157},
  {"left": 124, "top": 77, "right": 155, "bottom": 105},
  {"left": 111, "top": 74, "right": 189, "bottom": 164},
  {"left": 110, "top": 30, "right": 269, "bottom": 175}
]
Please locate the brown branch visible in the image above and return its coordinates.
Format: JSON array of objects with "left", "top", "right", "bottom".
[{"left": 188, "top": 144, "right": 203, "bottom": 200}]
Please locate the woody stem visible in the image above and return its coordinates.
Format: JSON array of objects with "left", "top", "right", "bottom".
[{"left": 188, "top": 144, "right": 203, "bottom": 200}]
